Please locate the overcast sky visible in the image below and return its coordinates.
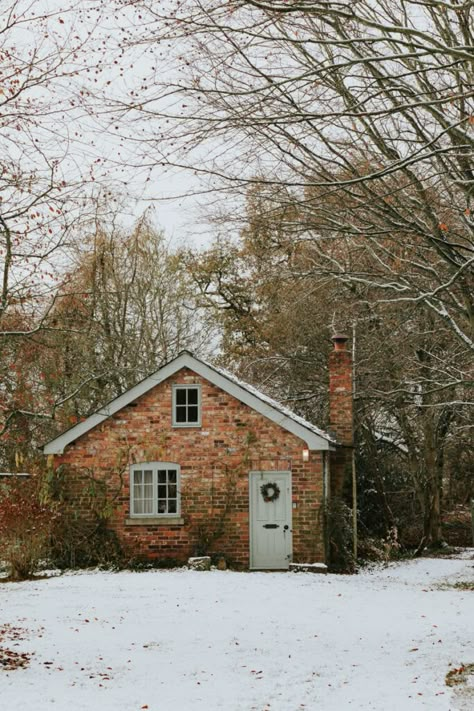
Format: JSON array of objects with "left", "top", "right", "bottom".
[{"left": 14, "top": 0, "right": 219, "bottom": 249}]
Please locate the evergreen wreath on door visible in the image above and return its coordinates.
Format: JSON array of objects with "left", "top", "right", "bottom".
[{"left": 260, "top": 481, "right": 280, "bottom": 503}]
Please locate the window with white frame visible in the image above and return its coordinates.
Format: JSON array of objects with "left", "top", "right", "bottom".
[
  {"left": 172, "top": 384, "right": 201, "bottom": 427},
  {"left": 130, "top": 462, "right": 180, "bottom": 517}
]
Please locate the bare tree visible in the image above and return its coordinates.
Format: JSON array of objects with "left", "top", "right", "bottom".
[
  {"left": 0, "top": 207, "right": 212, "bottom": 468},
  {"left": 185, "top": 187, "right": 472, "bottom": 547},
  {"left": 45, "top": 212, "right": 211, "bottom": 418},
  {"left": 122, "top": 0, "right": 474, "bottom": 353},
  {"left": 0, "top": 0, "right": 124, "bottom": 447}
]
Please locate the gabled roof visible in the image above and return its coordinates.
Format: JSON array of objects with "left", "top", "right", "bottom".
[{"left": 43, "top": 351, "right": 336, "bottom": 454}]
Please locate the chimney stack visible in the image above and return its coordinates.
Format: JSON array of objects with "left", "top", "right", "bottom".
[{"left": 329, "top": 334, "right": 353, "bottom": 497}]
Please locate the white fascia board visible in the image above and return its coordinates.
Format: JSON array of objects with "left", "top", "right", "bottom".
[
  {"left": 43, "top": 354, "right": 191, "bottom": 454},
  {"left": 43, "top": 352, "right": 332, "bottom": 454}
]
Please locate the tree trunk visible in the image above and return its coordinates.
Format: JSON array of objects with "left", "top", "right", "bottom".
[{"left": 423, "top": 441, "right": 444, "bottom": 547}]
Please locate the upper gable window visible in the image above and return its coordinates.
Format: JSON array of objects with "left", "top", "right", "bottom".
[{"left": 172, "top": 384, "right": 201, "bottom": 427}]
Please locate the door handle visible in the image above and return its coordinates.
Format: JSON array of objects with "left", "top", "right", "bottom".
[
  {"left": 263, "top": 523, "right": 279, "bottom": 529},
  {"left": 283, "top": 525, "right": 289, "bottom": 530}
]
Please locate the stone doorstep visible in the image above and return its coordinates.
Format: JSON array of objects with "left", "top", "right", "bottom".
[
  {"left": 289, "top": 563, "right": 328, "bottom": 574},
  {"left": 188, "top": 556, "right": 211, "bottom": 571}
]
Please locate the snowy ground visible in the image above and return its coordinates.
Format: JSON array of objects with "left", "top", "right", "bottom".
[{"left": 1, "top": 553, "right": 473, "bottom": 711}]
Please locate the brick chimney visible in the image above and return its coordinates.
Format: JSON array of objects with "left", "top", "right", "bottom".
[{"left": 328, "top": 334, "right": 354, "bottom": 498}]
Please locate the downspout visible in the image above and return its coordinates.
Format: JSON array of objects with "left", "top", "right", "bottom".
[{"left": 323, "top": 450, "right": 330, "bottom": 562}]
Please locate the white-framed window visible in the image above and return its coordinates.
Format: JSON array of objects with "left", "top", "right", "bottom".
[
  {"left": 130, "top": 462, "right": 180, "bottom": 517},
  {"left": 172, "top": 384, "right": 201, "bottom": 427}
]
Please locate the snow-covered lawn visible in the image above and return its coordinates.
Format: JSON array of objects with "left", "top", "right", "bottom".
[{"left": 1, "top": 553, "right": 473, "bottom": 711}]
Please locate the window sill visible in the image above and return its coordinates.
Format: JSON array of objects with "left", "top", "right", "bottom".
[
  {"left": 125, "top": 517, "right": 184, "bottom": 526},
  {"left": 172, "top": 423, "right": 202, "bottom": 428}
]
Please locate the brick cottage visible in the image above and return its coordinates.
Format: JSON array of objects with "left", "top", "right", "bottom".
[{"left": 43, "top": 337, "right": 353, "bottom": 569}]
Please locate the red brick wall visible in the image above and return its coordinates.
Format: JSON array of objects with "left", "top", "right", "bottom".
[{"left": 53, "top": 368, "right": 326, "bottom": 567}]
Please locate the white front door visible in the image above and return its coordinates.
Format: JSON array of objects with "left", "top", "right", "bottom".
[{"left": 249, "top": 471, "right": 292, "bottom": 570}]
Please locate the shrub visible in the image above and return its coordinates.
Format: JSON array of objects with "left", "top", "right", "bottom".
[
  {"left": 0, "top": 477, "right": 58, "bottom": 580},
  {"left": 49, "top": 515, "right": 123, "bottom": 570},
  {"left": 124, "top": 556, "right": 183, "bottom": 571},
  {"left": 357, "top": 527, "right": 402, "bottom": 563},
  {"left": 43, "top": 463, "right": 124, "bottom": 570},
  {"left": 442, "top": 506, "right": 473, "bottom": 547},
  {"left": 323, "top": 497, "right": 356, "bottom": 573}
]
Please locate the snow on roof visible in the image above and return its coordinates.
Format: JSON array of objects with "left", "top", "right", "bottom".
[{"left": 203, "top": 357, "right": 335, "bottom": 444}]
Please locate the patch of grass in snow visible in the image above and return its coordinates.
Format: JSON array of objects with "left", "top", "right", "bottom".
[
  {"left": 446, "top": 664, "right": 474, "bottom": 687},
  {"left": 435, "top": 580, "right": 474, "bottom": 591},
  {"left": 451, "top": 581, "right": 474, "bottom": 590}
]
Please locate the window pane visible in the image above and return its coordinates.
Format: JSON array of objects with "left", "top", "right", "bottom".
[
  {"left": 176, "top": 406, "right": 187, "bottom": 423},
  {"left": 168, "top": 484, "right": 177, "bottom": 498},
  {"left": 168, "top": 500, "right": 177, "bottom": 514},
  {"left": 134, "top": 499, "right": 144, "bottom": 515},
  {"left": 157, "top": 499, "right": 167, "bottom": 513},
  {"left": 188, "top": 406, "right": 198, "bottom": 422},
  {"left": 134, "top": 470, "right": 143, "bottom": 484},
  {"left": 144, "top": 470, "right": 153, "bottom": 483},
  {"left": 187, "top": 388, "right": 198, "bottom": 405},
  {"left": 158, "top": 470, "right": 167, "bottom": 483},
  {"left": 168, "top": 470, "right": 177, "bottom": 483},
  {"left": 176, "top": 389, "right": 187, "bottom": 405},
  {"left": 143, "top": 499, "right": 153, "bottom": 514},
  {"left": 158, "top": 485, "right": 167, "bottom": 498}
]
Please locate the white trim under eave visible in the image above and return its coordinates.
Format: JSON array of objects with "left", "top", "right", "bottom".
[{"left": 43, "top": 352, "right": 334, "bottom": 454}]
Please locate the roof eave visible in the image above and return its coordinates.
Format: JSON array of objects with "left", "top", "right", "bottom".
[{"left": 43, "top": 352, "right": 335, "bottom": 454}]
